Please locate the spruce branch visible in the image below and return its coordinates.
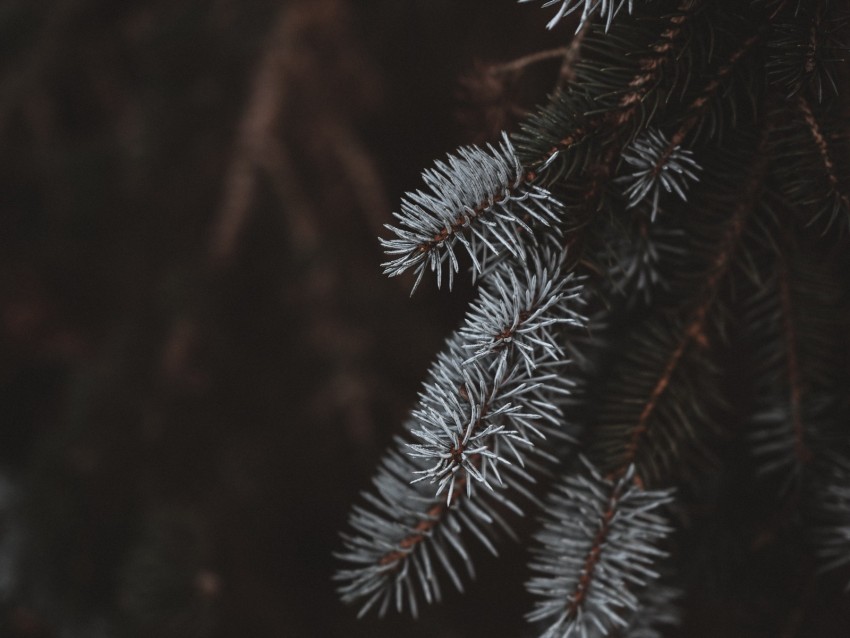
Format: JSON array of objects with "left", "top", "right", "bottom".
[
  {"left": 408, "top": 250, "right": 584, "bottom": 501},
  {"left": 458, "top": 247, "right": 586, "bottom": 373},
  {"left": 336, "top": 442, "right": 524, "bottom": 617},
  {"left": 517, "top": 1, "right": 701, "bottom": 181},
  {"left": 745, "top": 255, "right": 809, "bottom": 491},
  {"left": 338, "top": 2, "right": 850, "bottom": 633},
  {"left": 751, "top": 267, "right": 812, "bottom": 485},
  {"left": 338, "top": 247, "right": 586, "bottom": 616},
  {"left": 526, "top": 459, "right": 674, "bottom": 638},
  {"left": 775, "top": 95, "right": 850, "bottom": 228},
  {"left": 407, "top": 337, "right": 567, "bottom": 503},
  {"left": 616, "top": 127, "right": 701, "bottom": 220},
  {"left": 380, "top": 132, "right": 562, "bottom": 292},
  {"left": 765, "top": 0, "right": 849, "bottom": 102},
  {"left": 670, "top": 30, "right": 762, "bottom": 145},
  {"left": 597, "top": 137, "right": 770, "bottom": 485},
  {"left": 589, "top": 315, "right": 724, "bottom": 486},
  {"left": 742, "top": 230, "right": 847, "bottom": 497}
]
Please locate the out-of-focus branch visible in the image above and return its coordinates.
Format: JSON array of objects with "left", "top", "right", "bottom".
[
  {"left": 558, "top": 17, "right": 593, "bottom": 88},
  {"left": 0, "top": 0, "right": 85, "bottom": 134},
  {"left": 208, "top": 3, "right": 300, "bottom": 265}
]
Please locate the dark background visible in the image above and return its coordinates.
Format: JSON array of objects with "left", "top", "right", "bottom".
[{"left": 0, "top": 1, "right": 569, "bottom": 636}]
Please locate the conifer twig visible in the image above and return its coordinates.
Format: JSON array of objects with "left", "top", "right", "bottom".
[
  {"left": 794, "top": 94, "right": 850, "bottom": 214},
  {"left": 615, "top": 132, "right": 771, "bottom": 484}
]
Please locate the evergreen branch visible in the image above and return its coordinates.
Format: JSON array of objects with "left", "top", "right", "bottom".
[
  {"left": 765, "top": 0, "right": 850, "bottom": 102},
  {"left": 743, "top": 231, "right": 847, "bottom": 494},
  {"left": 336, "top": 441, "right": 527, "bottom": 617},
  {"left": 608, "top": 139, "right": 770, "bottom": 484},
  {"left": 407, "top": 338, "right": 566, "bottom": 503},
  {"left": 746, "top": 256, "right": 813, "bottom": 487},
  {"left": 380, "top": 132, "right": 562, "bottom": 292},
  {"left": 615, "top": 127, "right": 701, "bottom": 219},
  {"left": 794, "top": 94, "right": 850, "bottom": 225},
  {"left": 340, "top": 2, "right": 850, "bottom": 632},
  {"left": 458, "top": 247, "right": 586, "bottom": 373},
  {"left": 516, "top": 87, "right": 600, "bottom": 184},
  {"left": 518, "top": 1, "right": 700, "bottom": 180},
  {"left": 796, "top": 95, "right": 846, "bottom": 197},
  {"left": 669, "top": 31, "right": 761, "bottom": 145},
  {"left": 590, "top": 315, "right": 723, "bottom": 487},
  {"left": 337, "top": 251, "right": 584, "bottom": 616},
  {"left": 767, "top": 94, "right": 850, "bottom": 230},
  {"left": 526, "top": 459, "right": 674, "bottom": 638},
  {"left": 409, "top": 252, "right": 582, "bottom": 500}
]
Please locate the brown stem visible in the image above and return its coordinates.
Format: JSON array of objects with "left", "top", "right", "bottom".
[
  {"left": 378, "top": 499, "right": 453, "bottom": 566},
  {"left": 566, "top": 481, "right": 624, "bottom": 617},
  {"left": 616, "top": 135, "right": 771, "bottom": 483},
  {"left": 376, "top": 393, "right": 494, "bottom": 571},
  {"left": 795, "top": 94, "right": 850, "bottom": 212},
  {"left": 376, "top": 286, "right": 562, "bottom": 572},
  {"left": 535, "top": 0, "right": 700, "bottom": 170},
  {"left": 490, "top": 47, "right": 573, "bottom": 76},
  {"left": 377, "top": 459, "right": 477, "bottom": 570},
  {"left": 415, "top": 181, "right": 520, "bottom": 254}
]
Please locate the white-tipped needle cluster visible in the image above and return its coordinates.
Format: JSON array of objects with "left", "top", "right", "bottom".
[
  {"left": 338, "top": 243, "right": 585, "bottom": 617},
  {"left": 380, "top": 132, "right": 562, "bottom": 293},
  {"left": 460, "top": 248, "right": 586, "bottom": 373},
  {"left": 526, "top": 460, "right": 674, "bottom": 638},
  {"left": 618, "top": 128, "right": 701, "bottom": 220},
  {"left": 520, "top": 0, "right": 636, "bottom": 31}
]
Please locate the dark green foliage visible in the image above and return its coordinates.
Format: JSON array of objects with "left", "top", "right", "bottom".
[{"left": 338, "top": 0, "right": 850, "bottom": 635}]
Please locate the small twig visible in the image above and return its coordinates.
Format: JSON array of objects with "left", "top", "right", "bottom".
[
  {"left": 795, "top": 94, "right": 850, "bottom": 212},
  {"left": 617, "top": 130, "right": 771, "bottom": 483},
  {"left": 209, "top": 4, "right": 295, "bottom": 264},
  {"left": 489, "top": 47, "right": 571, "bottom": 76}
]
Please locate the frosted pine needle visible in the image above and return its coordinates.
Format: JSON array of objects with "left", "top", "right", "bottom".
[
  {"left": 459, "top": 248, "right": 586, "bottom": 374},
  {"left": 520, "top": 0, "right": 635, "bottom": 31},
  {"left": 526, "top": 460, "right": 674, "bottom": 638},
  {"left": 407, "top": 335, "right": 573, "bottom": 503},
  {"left": 617, "top": 128, "right": 701, "bottom": 220},
  {"left": 380, "top": 132, "right": 562, "bottom": 293}
]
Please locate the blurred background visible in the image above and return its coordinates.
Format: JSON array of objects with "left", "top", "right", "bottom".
[{"left": 0, "top": 1, "right": 568, "bottom": 636}]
